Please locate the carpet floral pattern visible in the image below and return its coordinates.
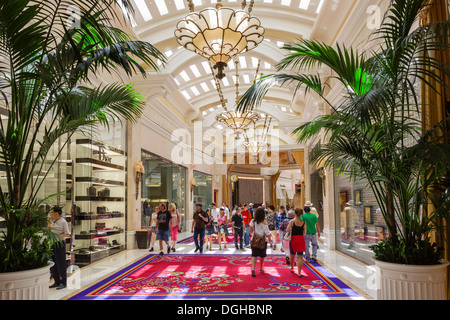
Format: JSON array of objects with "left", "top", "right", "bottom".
[{"left": 69, "top": 254, "right": 361, "bottom": 300}]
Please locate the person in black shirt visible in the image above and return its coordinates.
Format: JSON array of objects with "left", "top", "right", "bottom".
[
  {"left": 155, "top": 203, "right": 172, "bottom": 256},
  {"left": 232, "top": 208, "right": 244, "bottom": 250},
  {"left": 191, "top": 203, "right": 209, "bottom": 253}
]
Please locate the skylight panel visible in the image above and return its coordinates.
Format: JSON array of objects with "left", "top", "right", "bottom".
[
  {"left": 181, "top": 90, "right": 191, "bottom": 100},
  {"left": 191, "top": 86, "right": 200, "bottom": 96},
  {"left": 210, "top": 80, "right": 217, "bottom": 88},
  {"left": 155, "top": 0, "right": 169, "bottom": 15},
  {"left": 174, "top": 0, "right": 185, "bottom": 10},
  {"left": 239, "top": 56, "right": 247, "bottom": 68},
  {"left": 251, "top": 57, "right": 259, "bottom": 68},
  {"left": 222, "top": 77, "right": 229, "bottom": 86},
  {"left": 200, "top": 82, "right": 210, "bottom": 92},
  {"left": 179, "top": 70, "right": 190, "bottom": 81},
  {"left": 316, "top": 0, "right": 325, "bottom": 13},
  {"left": 202, "top": 61, "right": 211, "bottom": 74},
  {"left": 174, "top": 78, "right": 180, "bottom": 86},
  {"left": 264, "top": 62, "right": 271, "bottom": 69},
  {"left": 277, "top": 41, "right": 284, "bottom": 47},
  {"left": 165, "top": 49, "right": 173, "bottom": 57},
  {"left": 193, "top": 0, "right": 202, "bottom": 6},
  {"left": 299, "top": 0, "right": 310, "bottom": 10},
  {"left": 243, "top": 74, "right": 250, "bottom": 84},
  {"left": 190, "top": 65, "right": 201, "bottom": 77},
  {"left": 263, "top": 0, "right": 272, "bottom": 3},
  {"left": 134, "top": 0, "right": 152, "bottom": 21},
  {"left": 281, "top": 0, "right": 291, "bottom": 6}
]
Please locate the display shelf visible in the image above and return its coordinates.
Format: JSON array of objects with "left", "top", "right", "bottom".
[
  {"left": 72, "top": 130, "right": 127, "bottom": 267},
  {"left": 75, "top": 196, "right": 124, "bottom": 202},
  {"left": 75, "top": 212, "right": 124, "bottom": 220}
]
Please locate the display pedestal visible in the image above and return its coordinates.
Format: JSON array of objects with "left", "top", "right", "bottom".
[{"left": 136, "top": 229, "right": 151, "bottom": 249}]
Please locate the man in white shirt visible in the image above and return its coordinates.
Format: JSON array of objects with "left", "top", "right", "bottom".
[{"left": 48, "top": 206, "right": 70, "bottom": 290}]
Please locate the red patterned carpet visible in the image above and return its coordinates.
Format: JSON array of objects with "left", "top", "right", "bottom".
[{"left": 68, "top": 254, "right": 361, "bottom": 300}]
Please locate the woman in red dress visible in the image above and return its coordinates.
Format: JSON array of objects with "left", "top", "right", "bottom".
[{"left": 286, "top": 208, "right": 307, "bottom": 277}]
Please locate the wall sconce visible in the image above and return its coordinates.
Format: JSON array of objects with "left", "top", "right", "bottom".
[
  {"left": 190, "top": 177, "right": 196, "bottom": 200},
  {"left": 318, "top": 167, "right": 326, "bottom": 196},
  {"left": 135, "top": 161, "right": 145, "bottom": 200}
]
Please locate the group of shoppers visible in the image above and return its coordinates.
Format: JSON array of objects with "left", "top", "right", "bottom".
[
  {"left": 148, "top": 202, "right": 182, "bottom": 256},
  {"left": 248, "top": 204, "right": 321, "bottom": 278},
  {"left": 190, "top": 201, "right": 321, "bottom": 278}
]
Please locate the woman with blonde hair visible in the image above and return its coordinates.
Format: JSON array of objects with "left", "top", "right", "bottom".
[{"left": 168, "top": 203, "right": 181, "bottom": 252}]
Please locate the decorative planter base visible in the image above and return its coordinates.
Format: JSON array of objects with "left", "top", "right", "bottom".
[
  {"left": 0, "top": 262, "right": 54, "bottom": 300},
  {"left": 374, "top": 259, "right": 449, "bottom": 300}
]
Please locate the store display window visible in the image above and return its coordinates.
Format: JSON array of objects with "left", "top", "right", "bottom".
[{"left": 141, "top": 150, "right": 187, "bottom": 232}]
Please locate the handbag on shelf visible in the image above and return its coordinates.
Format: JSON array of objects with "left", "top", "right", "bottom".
[
  {"left": 101, "top": 187, "right": 110, "bottom": 197},
  {"left": 87, "top": 185, "right": 96, "bottom": 197}
]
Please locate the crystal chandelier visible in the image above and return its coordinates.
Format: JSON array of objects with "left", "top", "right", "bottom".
[
  {"left": 242, "top": 114, "right": 272, "bottom": 155},
  {"left": 174, "top": 0, "right": 264, "bottom": 80},
  {"left": 214, "top": 59, "right": 261, "bottom": 131}
]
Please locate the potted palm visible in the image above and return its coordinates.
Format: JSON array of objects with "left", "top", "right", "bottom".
[
  {"left": 237, "top": 0, "right": 450, "bottom": 300},
  {"left": 0, "top": 0, "right": 165, "bottom": 299}
]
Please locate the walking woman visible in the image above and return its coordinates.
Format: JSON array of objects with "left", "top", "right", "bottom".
[
  {"left": 204, "top": 208, "right": 215, "bottom": 251},
  {"left": 267, "top": 205, "right": 278, "bottom": 250},
  {"left": 249, "top": 208, "right": 272, "bottom": 277},
  {"left": 149, "top": 206, "right": 159, "bottom": 252},
  {"left": 168, "top": 203, "right": 181, "bottom": 252},
  {"left": 285, "top": 208, "right": 307, "bottom": 277},
  {"left": 217, "top": 207, "right": 228, "bottom": 250}
]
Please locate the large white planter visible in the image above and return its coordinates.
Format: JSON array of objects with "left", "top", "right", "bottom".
[
  {"left": 374, "top": 259, "right": 449, "bottom": 300},
  {"left": 0, "top": 262, "right": 54, "bottom": 300}
]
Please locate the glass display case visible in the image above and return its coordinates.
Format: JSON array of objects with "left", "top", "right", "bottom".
[{"left": 71, "top": 125, "right": 127, "bottom": 266}]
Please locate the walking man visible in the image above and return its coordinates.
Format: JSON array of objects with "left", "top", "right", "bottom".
[
  {"left": 302, "top": 206, "right": 321, "bottom": 262},
  {"left": 191, "top": 203, "right": 209, "bottom": 253},
  {"left": 155, "top": 203, "right": 172, "bottom": 256}
]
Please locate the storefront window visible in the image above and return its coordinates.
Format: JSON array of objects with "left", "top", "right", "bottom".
[
  {"left": 334, "top": 171, "right": 388, "bottom": 265},
  {"left": 141, "top": 150, "right": 187, "bottom": 231},
  {"left": 192, "top": 171, "right": 212, "bottom": 209}
]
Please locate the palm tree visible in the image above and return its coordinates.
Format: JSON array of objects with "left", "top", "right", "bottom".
[
  {"left": 237, "top": 0, "right": 450, "bottom": 265},
  {"left": 0, "top": 0, "right": 165, "bottom": 272}
]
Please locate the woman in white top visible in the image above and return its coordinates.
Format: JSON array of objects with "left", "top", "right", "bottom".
[
  {"left": 149, "top": 206, "right": 159, "bottom": 252},
  {"left": 169, "top": 203, "right": 182, "bottom": 252},
  {"left": 249, "top": 208, "right": 272, "bottom": 277}
]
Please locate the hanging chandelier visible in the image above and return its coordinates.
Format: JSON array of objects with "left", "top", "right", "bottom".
[
  {"left": 242, "top": 114, "right": 272, "bottom": 155},
  {"left": 174, "top": 0, "right": 265, "bottom": 80},
  {"left": 214, "top": 59, "right": 261, "bottom": 131}
]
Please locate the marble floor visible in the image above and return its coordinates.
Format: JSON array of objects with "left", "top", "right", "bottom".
[{"left": 53, "top": 231, "right": 377, "bottom": 300}]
